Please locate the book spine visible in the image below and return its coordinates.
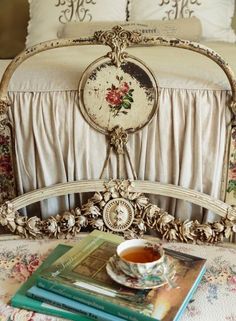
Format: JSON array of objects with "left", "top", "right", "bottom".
[
  {"left": 37, "top": 277, "right": 153, "bottom": 321},
  {"left": 11, "top": 296, "right": 91, "bottom": 321},
  {"left": 27, "top": 290, "right": 124, "bottom": 321}
]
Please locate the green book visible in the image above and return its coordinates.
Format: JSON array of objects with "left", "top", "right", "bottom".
[
  {"left": 37, "top": 230, "right": 206, "bottom": 321},
  {"left": 10, "top": 243, "right": 93, "bottom": 321}
]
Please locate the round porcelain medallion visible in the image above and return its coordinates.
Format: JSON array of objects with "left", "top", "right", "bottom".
[
  {"left": 103, "top": 198, "right": 134, "bottom": 232},
  {"left": 78, "top": 56, "right": 158, "bottom": 134}
]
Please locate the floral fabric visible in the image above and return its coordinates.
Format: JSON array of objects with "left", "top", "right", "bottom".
[
  {"left": 0, "top": 133, "right": 15, "bottom": 204},
  {"left": 0, "top": 238, "right": 235, "bottom": 321}
]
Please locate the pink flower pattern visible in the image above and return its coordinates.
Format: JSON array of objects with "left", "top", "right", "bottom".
[
  {"left": 227, "top": 127, "right": 236, "bottom": 195},
  {"left": 0, "top": 134, "right": 15, "bottom": 202},
  {"left": 105, "top": 76, "right": 134, "bottom": 117},
  {"left": 0, "top": 248, "right": 41, "bottom": 283}
]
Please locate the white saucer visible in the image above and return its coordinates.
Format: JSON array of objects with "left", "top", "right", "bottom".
[{"left": 106, "top": 255, "right": 176, "bottom": 289}]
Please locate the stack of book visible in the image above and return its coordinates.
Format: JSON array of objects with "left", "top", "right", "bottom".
[{"left": 10, "top": 230, "right": 206, "bottom": 321}]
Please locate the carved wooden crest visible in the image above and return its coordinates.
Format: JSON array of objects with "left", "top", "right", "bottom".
[{"left": 94, "top": 25, "right": 142, "bottom": 67}]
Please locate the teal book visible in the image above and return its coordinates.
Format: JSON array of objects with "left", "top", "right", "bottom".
[
  {"left": 37, "top": 230, "right": 207, "bottom": 321},
  {"left": 27, "top": 285, "right": 125, "bottom": 321},
  {"left": 10, "top": 243, "right": 94, "bottom": 321}
]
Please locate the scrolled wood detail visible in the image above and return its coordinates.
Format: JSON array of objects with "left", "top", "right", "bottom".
[
  {"left": 110, "top": 126, "right": 128, "bottom": 154},
  {"left": 94, "top": 25, "right": 142, "bottom": 66},
  {"left": 0, "top": 180, "right": 235, "bottom": 243}
]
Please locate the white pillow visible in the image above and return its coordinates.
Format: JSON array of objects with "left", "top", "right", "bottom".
[
  {"left": 26, "top": 0, "right": 128, "bottom": 47},
  {"left": 128, "top": 0, "right": 236, "bottom": 42}
]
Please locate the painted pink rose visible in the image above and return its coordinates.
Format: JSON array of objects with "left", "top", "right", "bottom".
[
  {"left": 119, "top": 82, "right": 129, "bottom": 95},
  {"left": 106, "top": 89, "right": 122, "bottom": 106},
  {"left": 106, "top": 79, "right": 134, "bottom": 117}
]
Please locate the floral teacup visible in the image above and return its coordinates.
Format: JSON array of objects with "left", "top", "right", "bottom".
[{"left": 116, "top": 239, "right": 166, "bottom": 279}]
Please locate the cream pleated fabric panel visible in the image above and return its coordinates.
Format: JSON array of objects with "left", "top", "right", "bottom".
[{"left": 8, "top": 87, "right": 231, "bottom": 222}]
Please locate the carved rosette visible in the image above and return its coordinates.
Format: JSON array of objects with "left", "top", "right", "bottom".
[
  {"left": 103, "top": 198, "right": 134, "bottom": 232},
  {"left": 0, "top": 180, "right": 236, "bottom": 243},
  {"left": 94, "top": 26, "right": 142, "bottom": 67}
]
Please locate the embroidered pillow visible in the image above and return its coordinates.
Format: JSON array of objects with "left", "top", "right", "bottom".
[
  {"left": 128, "top": 0, "right": 236, "bottom": 42},
  {"left": 26, "top": 0, "right": 128, "bottom": 47}
]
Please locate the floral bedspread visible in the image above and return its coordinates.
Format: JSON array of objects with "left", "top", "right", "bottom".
[{"left": 0, "top": 237, "right": 235, "bottom": 321}]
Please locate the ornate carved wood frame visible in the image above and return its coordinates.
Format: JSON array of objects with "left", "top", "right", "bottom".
[{"left": 0, "top": 26, "right": 236, "bottom": 243}]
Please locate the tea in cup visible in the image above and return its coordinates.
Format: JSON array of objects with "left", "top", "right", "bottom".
[{"left": 116, "top": 239, "right": 165, "bottom": 278}]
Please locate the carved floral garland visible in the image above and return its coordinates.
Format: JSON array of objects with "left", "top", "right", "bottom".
[{"left": 0, "top": 180, "right": 235, "bottom": 243}]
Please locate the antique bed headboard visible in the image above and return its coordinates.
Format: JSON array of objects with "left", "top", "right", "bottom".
[{"left": 0, "top": 26, "right": 236, "bottom": 243}]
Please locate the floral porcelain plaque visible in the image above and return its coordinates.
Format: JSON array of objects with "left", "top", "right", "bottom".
[{"left": 79, "top": 56, "right": 158, "bottom": 134}]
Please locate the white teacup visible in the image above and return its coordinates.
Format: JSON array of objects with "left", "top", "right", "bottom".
[{"left": 116, "top": 239, "right": 165, "bottom": 278}]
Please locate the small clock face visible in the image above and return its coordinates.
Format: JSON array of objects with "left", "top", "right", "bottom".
[
  {"left": 103, "top": 198, "right": 134, "bottom": 232},
  {"left": 78, "top": 56, "right": 158, "bottom": 135}
]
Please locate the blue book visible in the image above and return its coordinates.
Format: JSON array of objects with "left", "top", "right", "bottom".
[{"left": 27, "top": 285, "right": 125, "bottom": 321}]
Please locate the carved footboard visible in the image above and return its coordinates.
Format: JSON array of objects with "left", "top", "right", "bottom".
[{"left": 0, "top": 179, "right": 235, "bottom": 243}]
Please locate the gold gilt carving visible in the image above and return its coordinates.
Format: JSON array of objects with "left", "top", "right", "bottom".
[
  {"left": 94, "top": 26, "right": 142, "bottom": 67},
  {"left": 0, "top": 180, "right": 235, "bottom": 243}
]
